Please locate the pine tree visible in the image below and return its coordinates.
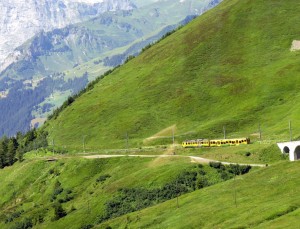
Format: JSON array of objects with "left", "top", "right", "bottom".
[
  {"left": 0, "top": 141, "right": 6, "bottom": 168},
  {"left": 7, "top": 138, "right": 18, "bottom": 166},
  {"left": 24, "top": 129, "right": 36, "bottom": 146},
  {"left": 0, "top": 136, "right": 8, "bottom": 168},
  {"left": 16, "top": 146, "right": 25, "bottom": 162}
]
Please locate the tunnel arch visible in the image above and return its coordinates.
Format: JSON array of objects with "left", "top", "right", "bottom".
[
  {"left": 283, "top": 146, "right": 290, "bottom": 154},
  {"left": 294, "top": 146, "right": 300, "bottom": 160}
]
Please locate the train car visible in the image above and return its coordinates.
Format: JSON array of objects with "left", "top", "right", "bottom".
[
  {"left": 181, "top": 139, "right": 210, "bottom": 148},
  {"left": 182, "top": 137, "right": 250, "bottom": 148}
]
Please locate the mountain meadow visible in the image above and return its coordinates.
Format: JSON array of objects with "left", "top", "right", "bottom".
[{"left": 1, "top": 0, "right": 300, "bottom": 228}]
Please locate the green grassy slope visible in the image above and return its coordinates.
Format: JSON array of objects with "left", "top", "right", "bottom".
[
  {"left": 99, "top": 161, "right": 300, "bottom": 228},
  {"left": 45, "top": 0, "right": 300, "bottom": 151},
  {"left": 0, "top": 156, "right": 195, "bottom": 228}
]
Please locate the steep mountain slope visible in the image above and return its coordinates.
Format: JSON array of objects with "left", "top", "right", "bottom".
[
  {"left": 45, "top": 0, "right": 300, "bottom": 151},
  {"left": 0, "top": 0, "right": 135, "bottom": 69},
  {"left": 0, "top": 0, "right": 220, "bottom": 137}
]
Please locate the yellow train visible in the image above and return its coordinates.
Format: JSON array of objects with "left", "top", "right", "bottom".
[{"left": 182, "top": 137, "right": 250, "bottom": 148}]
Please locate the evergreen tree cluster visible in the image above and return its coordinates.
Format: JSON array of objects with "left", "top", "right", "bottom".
[
  {"left": 0, "top": 71, "right": 89, "bottom": 137},
  {"left": 0, "top": 129, "right": 48, "bottom": 169}
]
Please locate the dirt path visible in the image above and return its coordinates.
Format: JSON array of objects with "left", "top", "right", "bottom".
[
  {"left": 143, "top": 124, "right": 176, "bottom": 144},
  {"left": 83, "top": 154, "right": 266, "bottom": 167}
]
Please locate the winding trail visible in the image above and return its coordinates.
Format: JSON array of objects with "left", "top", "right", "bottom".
[{"left": 82, "top": 154, "right": 267, "bottom": 167}]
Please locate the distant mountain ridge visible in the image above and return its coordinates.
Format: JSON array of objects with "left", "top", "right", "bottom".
[{"left": 0, "top": 0, "right": 136, "bottom": 70}]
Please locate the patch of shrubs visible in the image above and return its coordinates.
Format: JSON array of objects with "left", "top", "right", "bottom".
[
  {"left": 81, "top": 224, "right": 94, "bottom": 229},
  {"left": 50, "top": 181, "right": 74, "bottom": 204},
  {"left": 52, "top": 203, "right": 67, "bottom": 221},
  {"left": 208, "top": 162, "right": 252, "bottom": 182},
  {"left": 96, "top": 174, "right": 111, "bottom": 183},
  {"left": 52, "top": 181, "right": 63, "bottom": 196},
  {"left": 5, "top": 210, "right": 24, "bottom": 223},
  {"left": 97, "top": 163, "right": 252, "bottom": 224},
  {"left": 5, "top": 209, "right": 45, "bottom": 227},
  {"left": 58, "top": 195, "right": 74, "bottom": 204},
  {"left": 11, "top": 217, "right": 33, "bottom": 229},
  {"left": 209, "top": 162, "right": 251, "bottom": 176},
  {"left": 49, "top": 168, "right": 60, "bottom": 176}
]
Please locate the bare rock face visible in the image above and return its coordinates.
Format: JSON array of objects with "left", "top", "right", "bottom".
[{"left": 0, "top": 0, "right": 136, "bottom": 68}]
